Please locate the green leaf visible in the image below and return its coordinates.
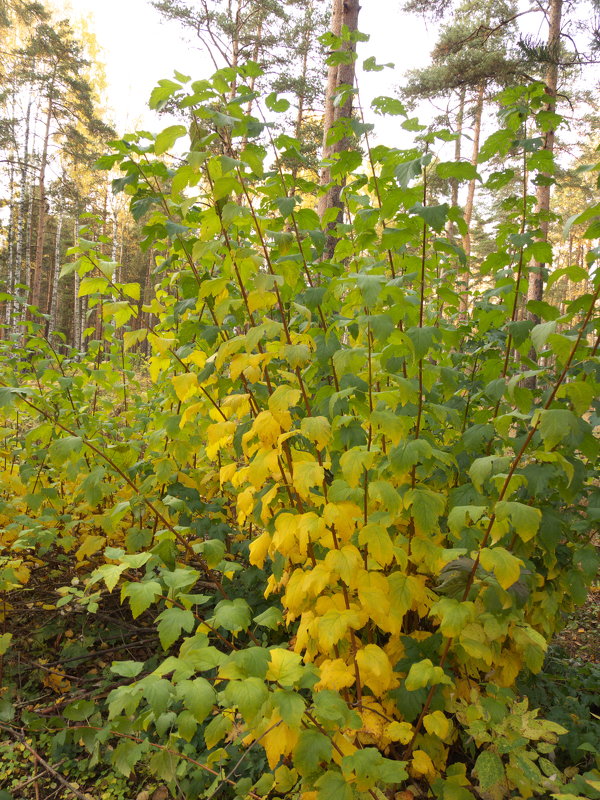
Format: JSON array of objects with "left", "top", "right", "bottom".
[
  {"left": 144, "top": 678, "right": 172, "bottom": 717},
  {"left": 213, "top": 598, "right": 252, "bottom": 632},
  {"left": 110, "top": 660, "right": 144, "bottom": 678},
  {"left": 371, "top": 96, "right": 405, "bottom": 116},
  {"left": 528, "top": 240, "right": 552, "bottom": 263},
  {"left": 176, "top": 678, "right": 216, "bottom": 723},
  {"left": 538, "top": 409, "right": 579, "bottom": 449},
  {"left": 113, "top": 739, "right": 146, "bottom": 777},
  {"left": 0, "top": 387, "right": 31, "bottom": 408},
  {"left": 149, "top": 748, "right": 178, "bottom": 782},
  {"left": 48, "top": 436, "right": 83, "bottom": 466},
  {"left": 121, "top": 580, "right": 162, "bottom": 618},
  {"left": 315, "top": 770, "right": 353, "bottom": 800},
  {"left": 204, "top": 713, "right": 233, "bottom": 749},
  {"left": 395, "top": 155, "right": 429, "bottom": 188},
  {"left": 223, "top": 677, "right": 269, "bottom": 723},
  {"left": 155, "top": 125, "right": 187, "bottom": 155},
  {"left": 409, "top": 202, "right": 449, "bottom": 232},
  {"left": 405, "top": 658, "right": 451, "bottom": 691},
  {"left": 531, "top": 320, "right": 557, "bottom": 352},
  {"left": 78, "top": 276, "right": 109, "bottom": 296},
  {"left": 363, "top": 56, "right": 394, "bottom": 72},
  {"left": 436, "top": 161, "right": 479, "bottom": 181},
  {"left": 430, "top": 598, "right": 476, "bottom": 637},
  {"left": 0, "top": 633, "right": 12, "bottom": 655},
  {"left": 474, "top": 750, "right": 505, "bottom": 790},
  {"left": 294, "top": 729, "right": 333, "bottom": 776},
  {"left": 275, "top": 196, "right": 296, "bottom": 217},
  {"left": 156, "top": 607, "right": 195, "bottom": 649},
  {"left": 177, "top": 709, "right": 198, "bottom": 742},
  {"left": 273, "top": 689, "right": 306, "bottom": 727},
  {"left": 253, "top": 606, "right": 284, "bottom": 630},
  {"left": 313, "top": 690, "right": 361, "bottom": 730},
  {"left": 495, "top": 501, "right": 541, "bottom": 542},
  {"left": 266, "top": 92, "right": 290, "bottom": 112},
  {"left": 407, "top": 487, "right": 446, "bottom": 535}
]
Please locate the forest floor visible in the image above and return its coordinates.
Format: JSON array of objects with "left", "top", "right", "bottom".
[
  {"left": 0, "top": 572, "right": 598, "bottom": 799},
  {"left": 553, "top": 586, "right": 600, "bottom": 662}
]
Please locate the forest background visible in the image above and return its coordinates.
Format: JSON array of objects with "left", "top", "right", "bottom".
[{"left": 0, "top": 0, "right": 599, "bottom": 799}]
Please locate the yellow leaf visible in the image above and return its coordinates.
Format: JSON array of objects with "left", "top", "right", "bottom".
[
  {"left": 410, "top": 749, "right": 435, "bottom": 779},
  {"left": 237, "top": 486, "right": 255, "bottom": 524},
  {"left": 284, "top": 565, "right": 332, "bottom": 615},
  {"left": 172, "top": 372, "right": 198, "bottom": 402},
  {"left": 230, "top": 353, "right": 269, "bottom": 383},
  {"left": 123, "top": 328, "right": 147, "bottom": 350},
  {"left": 292, "top": 460, "right": 324, "bottom": 501},
  {"left": 221, "top": 393, "right": 251, "bottom": 419},
  {"left": 148, "top": 333, "right": 175, "bottom": 355},
  {"left": 75, "top": 535, "right": 106, "bottom": 562},
  {"left": 180, "top": 402, "right": 204, "bottom": 427},
  {"left": 43, "top": 667, "right": 71, "bottom": 695},
  {"left": 206, "top": 421, "right": 236, "bottom": 459},
  {"left": 316, "top": 658, "right": 355, "bottom": 691},
  {"left": 149, "top": 355, "right": 170, "bottom": 382},
  {"left": 340, "top": 447, "right": 376, "bottom": 488},
  {"left": 272, "top": 513, "right": 302, "bottom": 558},
  {"left": 220, "top": 463, "right": 237, "bottom": 485},
  {"left": 315, "top": 608, "right": 368, "bottom": 652},
  {"left": 300, "top": 416, "right": 332, "bottom": 450},
  {"left": 356, "top": 572, "right": 392, "bottom": 632},
  {"left": 355, "top": 644, "right": 395, "bottom": 695},
  {"left": 266, "top": 649, "right": 304, "bottom": 687},
  {"left": 358, "top": 523, "right": 394, "bottom": 567},
  {"left": 252, "top": 411, "right": 282, "bottom": 447},
  {"left": 323, "top": 502, "right": 362, "bottom": 541},
  {"left": 249, "top": 532, "right": 271, "bottom": 569},
  {"left": 247, "top": 289, "right": 277, "bottom": 314},
  {"left": 324, "top": 545, "right": 363, "bottom": 588},
  {"left": 423, "top": 711, "right": 452, "bottom": 741},
  {"left": 268, "top": 385, "right": 301, "bottom": 425},
  {"left": 357, "top": 702, "right": 388, "bottom": 747},
  {"left": 262, "top": 715, "right": 299, "bottom": 769},
  {"left": 479, "top": 547, "right": 523, "bottom": 590},
  {"left": 386, "top": 721, "right": 413, "bottom": 744},
  {"left": 182, "top": 350, "right": 207, "bottom": 368}
]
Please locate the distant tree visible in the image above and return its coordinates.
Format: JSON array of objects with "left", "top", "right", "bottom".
[{"left": 21, "top": 18, "right": 114, "bottom": 311}]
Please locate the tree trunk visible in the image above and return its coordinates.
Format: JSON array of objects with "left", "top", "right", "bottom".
[
  {"left": 447, "top": 86, "right": 466, "bottom": 243},
  {"left": 16, "top": 94, "right": 33, "bottom": 299},
  {"left": 317, "top": 0, "right": 360, "bottom": 245},
  {"left": 31, "top": 93, "right": 53, "bottom": 310},
  {"left": 526, "top": 0, "right": 563, "bottom": 312},
  {"left": 460, "top": 81, "right": 485, "bottom": 312}
]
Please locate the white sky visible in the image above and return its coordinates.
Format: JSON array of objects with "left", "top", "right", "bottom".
[{"left": 55, "top": 0, "right": 437, "bottom": 140}]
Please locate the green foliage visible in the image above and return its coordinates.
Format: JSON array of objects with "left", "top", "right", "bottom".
[{"left": 0, "top": 66, "right": 598, "bottom": 800}]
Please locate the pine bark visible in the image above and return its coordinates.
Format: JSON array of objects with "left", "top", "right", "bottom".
[
  {"left": 447, "top": 86, "right": 466, "bottom": 243},
  {"left": 317, "top": 0, "right": 360, "bottom": 242},
  {"left": 31, "top": 93, "right": 53, "bottom": 310},
  {"left": 460, "top": 82, "right": 485, "bottom": 311},
  {"left": 526, "top": 0, "right": 563, "bottom": 313}
]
